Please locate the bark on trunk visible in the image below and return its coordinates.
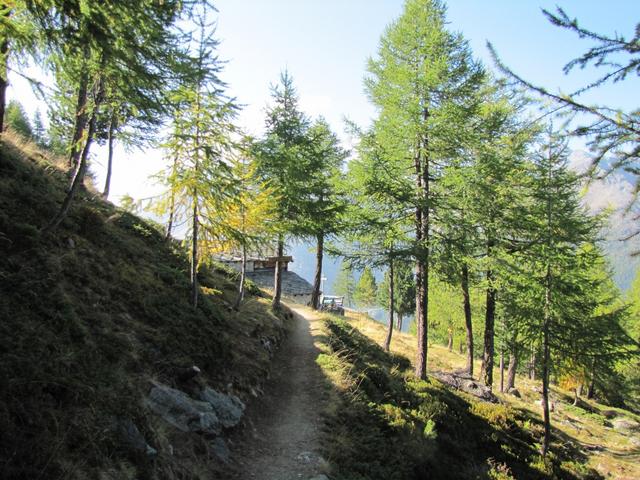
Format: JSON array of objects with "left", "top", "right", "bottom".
[
  {"left": 272, "top": 237, "right": 284, "bottom": 309},
  {"left": 447, "top": 329, "right": 454, "bottom": 352},
  {"left": 190, "top": 193, "right": 199, "bottom": 308},
  {"left": 506, "top": 348, "right": 518, "bottom": 391},
  {"left": 462, "top": 263, "right": 474, "bottom": 375},
  {"left": 102, "top": 112, "right": 117, "bottom": 199},
  {"left": 311, "top": 233, "right": 324, "bottom": 309},
  {"left": 541, "top": 265, "right": 552, "bottom": 457},
  {"left": 480, "top": 242, "right": 496, "bottom": 387},
  {"left": 499, "top": 350, "right": 505, "bottom": 393},
  {"left": 42, "top": 78, "right": 103, "bottom": 234},
  {"left": 529, "top": 351, "right": 537, "bottom": 381},
  {"left": 415, "top": 108, "right": 430, "bottom": 380},
  {"left": 587, "top": 359, "right": 596, "bottom": 399},
  {"left": 165, "top": 157, "right": 178, "bottom": 240},
  {"left": 383, "top": 259, "right": 395, "bottom": 352},
  {"left": 69, "top": 49, "right": 91, "bottom": 168},
  {"left": 233, "top": 244, "right": 247, "bottom": 310},
  {"left": 0, "top": 35, "right": 8, "bottom": 133},
  {"left": 396, "top": 315, "right": 403, "bottom": 332}
]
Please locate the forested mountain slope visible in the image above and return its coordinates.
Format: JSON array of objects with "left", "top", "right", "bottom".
[{"left": 0, "top": 134, "right": 291, "bottom": 479}]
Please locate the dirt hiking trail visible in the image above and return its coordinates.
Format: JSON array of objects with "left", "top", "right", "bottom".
[{"left": 226, "top": 305, "right": 329, "bottom": 480}]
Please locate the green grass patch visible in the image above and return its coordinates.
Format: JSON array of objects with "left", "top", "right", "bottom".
[{"left": 316, "top": 316, "right": 604, "bottom": 480}]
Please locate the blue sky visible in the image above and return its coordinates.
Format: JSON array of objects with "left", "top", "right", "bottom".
[{"left": 212, "top": 0, "right": 638, "bottom": 138}]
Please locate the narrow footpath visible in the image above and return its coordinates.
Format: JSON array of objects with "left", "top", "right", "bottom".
[{"left": 226, "top": 305, "right": 328, "bottom": 480}]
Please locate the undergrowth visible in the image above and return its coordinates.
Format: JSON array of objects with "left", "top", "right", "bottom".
[{"left": 316, "top": 316, "right": 603, "bottom": 480}]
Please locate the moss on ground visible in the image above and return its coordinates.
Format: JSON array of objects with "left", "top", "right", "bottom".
[{"left": 0, "top": 134, "right": 291, "bottom": 479}]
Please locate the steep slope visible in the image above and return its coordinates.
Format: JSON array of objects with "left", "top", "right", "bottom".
[{"left": 0, "top": 133, "right": 291, "bottom": 479}]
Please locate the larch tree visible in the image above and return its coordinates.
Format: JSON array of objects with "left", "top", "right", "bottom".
[
  {"left": 41, "top": 0, "right": 187, "bottom": 233},
  {"left": 341, "top": 127, "right": 412, "bottom": 350},
  {"left": 525, "top": 129, "right": 598, "bottom": 457},
  {"left": 365, "top": 0, "right": 483, "bottom": 378},
  {"left": 0, "top": 0, "right": 39, "bottom": 132},
  {"left": 489, "top": 8, "right": 640, "bottom": 234},
  {"left": 216, "top": 147, "right": 278, "bottom": 310},
  {"left": 467, "top": 90, "right": 536, "bottom": 388},
  {"left": 155, "top": 6, "right": 238, "bottom": 308},
  {"left": 378, "top": 261, "right": 416, "bottom": 332},
  {"left": 253, "top": 71, "right": 311, "bottom": 310},
  {"left": 303, "top": 118, "right": 348, "bottom": 310}
]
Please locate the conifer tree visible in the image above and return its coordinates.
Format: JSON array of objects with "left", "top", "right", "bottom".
[
  {"left": 354, "top": 267, "right": 378, "bottom": 308},
  {"left": 333, "top": 261, "right": 356, "bottom": 308},
  {"left": 5, "top": 100, "right": 31, "bottom": 137},
  {"left": 490, "top": 9, "right": 640, "bottom": 233},
  {"left": 340, "top": 126, "right": 412, "bottom": 349},
  {"left": 31, "top": 109, "right": 47, "bottom": 147},
  {"left": 212, "top": 147, "right": 278, "bottom": 309},
  {"left": 378, "top": 261, "right": 416, "bottom": 333},
  {"left": 154, "top": 6, "right": 238, "bottom": 308},
  {"left": 365, "top": 0, "right": 483, "bottom": 378},
  {"left": 522, "top": 130, "right": 598, "bottom": 456},
  {"left": 41, "top": 0, "right": 187, "bottom": 233},
  {"left": 303, "top": 118, "right": 348, "bottom": 310},
  {"left": 253, "top": 71, "right": 311, "bottom": 309}
]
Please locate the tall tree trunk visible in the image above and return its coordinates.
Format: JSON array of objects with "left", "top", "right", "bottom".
[
  {"left": 462, "top": 263, "right": 474, "bottom": 375},
  {"left": 311, "top": 233, "right": 324, "bottom": 309},
  {"left": 102, "top": 112, "right": 117, "bottom": 199},
  {"left": 165, "top": 156, "right": 178, "bottom": 240},
  {"left": 233, "top": 243, "right": 247, "bottom": 310},
  {"left": 42, "top": 78, "right": 103, "bottom": 234},
  {"left": 541, "top": 265, "right": 552, "bottom": 457},
  {"left": 529, "top": 350, "right": 537, "bottom": 380},
  {"left": 506, "top": 346, "right": 518, "bottom": 391},
  {"left": 480, "top": 239, "right": 496, "bottom": 387},
  {"left": 190, "top": 193, "right": 199, "bottom": 308},
  {"left": 0, "top": 30, "right": 8, "bottom": 133},
  {"left": 383, "top": 258, "right": 395, "bottom": 352},
  {"left": 272, "top": 237, "right": 284, "bottom": 309},
  {"left": 68, "top": 50, "right": 91, "bottom": 168},
  {"left": 396, "top": 314, "right": 403, "bottom": 332},
  {"left": 415, "top": 108, "right": 430, "bottom": 380},
  {"left": 587, "top": 359, "right": 596, "bottom": 399},
  {"left": 447, "top": 328, "right": 454, "bottom": 352},
  {"left": 499, "top": 349, "right": 505, "bottom": 393}
]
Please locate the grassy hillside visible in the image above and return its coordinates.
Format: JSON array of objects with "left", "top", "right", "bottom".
[
  {"left": 0, "top": 133, "right": 291, "bottom": 479},
  {"left": 316, "top": 312, "right": 640, "bottom": 480}
]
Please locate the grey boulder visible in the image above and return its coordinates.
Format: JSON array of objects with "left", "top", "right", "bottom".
[
  {"left": 200, "top": 387, "right": 245, "bottom": 429},
  {"left": 147, "top": 383, "right": 221, "bottom": 435}
]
